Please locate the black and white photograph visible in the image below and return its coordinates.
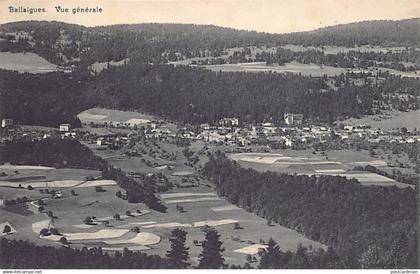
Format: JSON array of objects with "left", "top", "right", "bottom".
[{"left": 0, "top": 0, "right": 419, "bottom": 272}]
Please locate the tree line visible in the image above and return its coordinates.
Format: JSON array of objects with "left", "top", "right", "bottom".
[
  {"left": 1, "top": 227, "right": 350, "bottom": 269},
  {"left": 201, "top": 154, "right": 417, "bottom": 268}
]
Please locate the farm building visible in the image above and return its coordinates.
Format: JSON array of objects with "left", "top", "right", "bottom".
[
  {"left": 284, "top": 113, "right": 303, "bottom": 126},
  {"left": 219, "top": 117, "right": 239, "bottom": 127},
  {"left": 59, "top": 123, "right": 71, "bottom": 132},
  {"left": 1, "top": 118, "right": 13, "bottom": 128}
]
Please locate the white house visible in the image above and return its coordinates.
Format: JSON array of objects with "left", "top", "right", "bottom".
[
  {"left": 1, "top": 118, "right": 13, "bottom": 128},
  {"left": 59, "top": 123, "right": 71, "bottom": 132},
  {"left": 284, "top": 113, "right": 303, "bottom": 126},
  {"left": 219, "top": 117, "right": 239, "bottom": 127}
]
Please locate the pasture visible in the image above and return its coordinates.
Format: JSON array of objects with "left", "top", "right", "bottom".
[
  {"left": 341, "top": 109, "right": 420, "bottom": 131},
  {"left": 204, "top": 61, "right": 347, "bottom": 77},
  {"left": 281, "top": 44, "right": 419, "bottom": 54},
  {"left": 228, "top": 149, "right": 414, "bottom": 188},
  {"left": 0, "top": 177, "right": 326, "bottom": 266},
  {"left": 90, "top": 58, "right": 129, "bottom": 73},
  {"left": 0, "top": 135, "right": 327, "bottom": 266},
  {"left": 81, "top": 140, "right": 326, "bottom": 265},
  {"left": 0, "top": 52, "right": 59, "bottom": 73},
  {"left": 77, "top": 108, "right": 154, "bottom": 126}
]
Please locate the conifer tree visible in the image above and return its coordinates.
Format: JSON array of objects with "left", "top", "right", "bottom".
[
  {"left": 198, "top": 229, "right": 225, "bottom": 269},
  {"left": 258, "top": 238, "right": 281, "bottom": 268},
  {"left": 166, "top": 228, "right": 190, "bottom": 268}
]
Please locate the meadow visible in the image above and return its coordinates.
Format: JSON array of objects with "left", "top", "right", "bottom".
[
  {"left": 228, "top": 149, "right": 414, "bottom": 189},
  {"left": 0, "top": 52, "right": 59, "bottom": 73},
  {"left": 204, "top": 61, "right": 347, "bottom": 77},
  {"left": 0, "top": 135, "right": 327, "bottom": 267},
  {"left": 341, "top": 109, "right": 420, "bottom": 130}
]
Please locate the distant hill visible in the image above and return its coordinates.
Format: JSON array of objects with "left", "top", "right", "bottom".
[
  {"left": 0, "top": 18, "right": 419, "bottom": 65},
  {"left": 282, "top": 18, "right": 420, "bottom": 47}
]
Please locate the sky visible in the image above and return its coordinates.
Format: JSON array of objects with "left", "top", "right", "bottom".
[{"left": 0, "top": 0, "right": 419, "bottom": 33}]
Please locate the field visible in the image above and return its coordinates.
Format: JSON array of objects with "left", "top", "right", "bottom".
[
  {"left": 82, "top": 136, "right": 326, "bottom": 265},
  {"left": 228, "top": 149, "right": 414, "bottom": 189},
  {"left": 0, "top": 176, "right": 326, "bottom": 266},
  {"left": 280, "top": 44, "right": 420, "bottom": 54},
  {"left": 203, "top": 62, "right": 420, "bottom": 78},
  {"left": 171, "top": 45, "right": 420, "bottom": 78},
  {"left": 204, "top": 61, "right": 347, "bottom": 77},
  {"left": 77, "top": 108, "right": 178, "bottom": 134},
  {"left": 341, "top": 109, "right": 420, "bottom": 130},
  {"left": 78, "top": 108, "right": 154, "bottom": 126},
  {"left": 90, "top": 58, "right": 129, "bottom": 73},
  {"left": 0, "top": 52, "right": 59, "bottom": 73},
  {"left": 0, "top": 133, "right": 327, "bottom": 267}
]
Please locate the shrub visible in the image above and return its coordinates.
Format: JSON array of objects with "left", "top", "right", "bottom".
[
  {"left": 83, "top": 216, "right": 93, "bottom": 225},
  {"left": 95, "top": 186, "right": 105, "bottom": 192},
  {"left": 39, "top": 228, "right": 50, "bottom": 236},
  {"left": 50, "top": 228, "right": 60, "bottom": 235},
  {"left": 59, "top": 237, "right": 68, "bottom": 245},
  {"left": 2, "top": 225, "right": 11, "bottom": 234}
]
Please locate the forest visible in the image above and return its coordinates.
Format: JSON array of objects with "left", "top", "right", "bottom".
[
  {"left": 0, "top": 19, "right": 419, "bottom": 65},
  {"left": 0, "top": 238, "right": 167, "bottom": 269},
  {"left": 201, "top": 154, "right": 417, "bottom": 268},
  {"left": 0, "top": 69, "right": 85, "bottom": 128},
  {"left": 1, "top": 138, "right": 107, "bottom": 169},
  {"left": 1, "top": 62, "right": 418, "bottom": 128}
]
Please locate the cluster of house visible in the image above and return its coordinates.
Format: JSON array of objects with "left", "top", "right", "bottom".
[
  {"left": 2, "top": 112, "right": 419, "bottom": 151},
  {"left": 189, "top": 114, "right": 316, "bottom": 147},
  {"left": 1, "top": 118, "right": 14, "bottom": 129},
  {"left": 335, "top": 124, "right": 419, "bottom": 144},
  {"left": 185, "top": 114, "right": 419, "bottom": 148}
]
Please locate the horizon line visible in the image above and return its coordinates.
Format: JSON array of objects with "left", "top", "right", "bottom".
[{"left": 1, "top": 17, "right": 419, "bottom": 35}]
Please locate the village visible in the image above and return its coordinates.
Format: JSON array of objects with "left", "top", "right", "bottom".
[{"left": 2, "top": 108, "right": 418, "bottom": 153}]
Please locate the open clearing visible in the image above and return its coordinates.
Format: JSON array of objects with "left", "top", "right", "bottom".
[
  {"left": 104, "top": 232, "right": 160, "bottom": 245},
  {"left": 164, "top": 197, "right": 222, "bottom": 204},
  {"left": 171, "top": 171, "right": 194, "bottom": 176},
  {"left": 229, "top": 153, "right": 286, "bottom": 164},
  {"left": 193, "top": 219, "right": 239, "bottom": 227},
  {"left": 102, "top": 246, "right": 150, "bottom": 251},
  {"left": 0, "top": 179, "right": 116, "bottom": 188},
  {"left": 229, "top": 150, "right": 413, "bottom": 188},
  {"left": 32, "top": 219, "right": 51, "bottom": 234},
  {"left": 234, "top": 244, "right": 268, "bottom": 255},
  {"left": 281, "top": 44, "right": 420, "bottom": 54},
  {"left": 0, "top": 52, "right": 59, "bottom": 73},
  {"left": 161, "top": 192, "right": 218, "bottom": 199},
  {"left": 0, "top": 222, "right": 17, "bottom": 235},
  {"left": 205, "top": 61, "right": 347, "bottom": 77},
  {"left": 211, "top": 205, "right": 241, "bottom": 212},
  {"left": 46, "top": 229, "right": 130, "bottom": 242},
  {"left": 0, "top": 164, "right": 54, "bottom": 170},
  {"left": 77, "top": 108, "right": 154, "bottom": 126},
  {"left": 142, "top": 222, "right": 192, "bottom": 228},
  {"left": 341, "top": 109, "right": 420, "bottom": 130},
  {"left": 90, "top": 58, "right": 129, "bottom": 73}
]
